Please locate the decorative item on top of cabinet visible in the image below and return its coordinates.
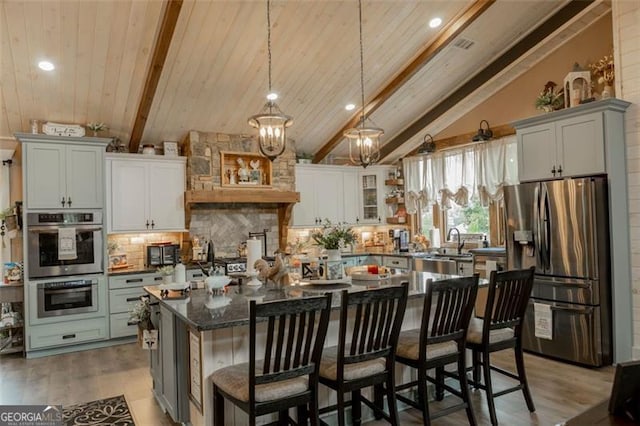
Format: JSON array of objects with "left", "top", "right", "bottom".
[
  {"left": 220, "top": 151, "right": 272, "bottom": 188},
  {"left": 563, "top": 63, "right": 592, "bottom": 108}
]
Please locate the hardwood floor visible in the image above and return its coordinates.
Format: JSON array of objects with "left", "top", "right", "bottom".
[{"left": 0, "top": 343, "right": 614, "bottom": 425}]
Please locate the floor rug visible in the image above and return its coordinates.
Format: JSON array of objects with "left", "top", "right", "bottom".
[{"left": 63, "top": 395, "right": 135, "bottom": 426}]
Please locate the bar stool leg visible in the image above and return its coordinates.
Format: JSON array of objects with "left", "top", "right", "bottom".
[
  {"left": 336, "top": 391, "right": 346, "bottom": 426},
  {"left": 458, "top": 352, "right": 477, "bottom": 426},
  {"left": 374, "top": 384, "right": 384, "bottom": 420},
  {"left": 482, "top": 350, "right": 498, "bottom": 425},
  {"left": 386, "top": 373, "right": 400, "bottom": 426},
  {"left": 435, "top": 366, "right": 445, "bottom": 401},
  {"left": 417, "top": 366, "right": 431, "bottom": 426},
  {"left": 297, "top": 404, "right": 309, "bottom": 426},
  {"left": 351, "top": 390, "right": 362, "bottom": 426},
  {"left": 278, "top": 410, "right": 289, "bottom": 425},
  {"left": 472, "top": 349, "right": 481, "bottom": 390},
  {"left": 515, "top": 342, "right": 536, "bottom": 412}
]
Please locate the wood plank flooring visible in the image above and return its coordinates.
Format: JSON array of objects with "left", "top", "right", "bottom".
[{"left": 0, "top": 343, "right": 614, "bottom": 425}]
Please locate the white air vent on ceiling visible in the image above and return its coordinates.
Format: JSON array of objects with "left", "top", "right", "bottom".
[{"left": 453, "top": 37, "right": 475, "bottom": 50}]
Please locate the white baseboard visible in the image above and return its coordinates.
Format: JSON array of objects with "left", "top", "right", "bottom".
[{"left": 25, "top": 336, "right": 136, "bottom": 359}]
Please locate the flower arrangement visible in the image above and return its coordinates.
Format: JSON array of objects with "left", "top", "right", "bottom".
[
  {"left": 86, "top": 122, "right": 107, "bottom": 132},
  {"left": 311, "top": 220, "right": 357, "bottom": 250},
  {"left": 157, "top": 265, "right": 175, "bottom": 276},
  {"left": 589, "top": 55, "right": 614, "bottom": 85},
  {"left": 129, "top": 297, "right": 151, "bottom": 329},
  {"left": 535, "top": 81, "right": 564, "bottom": 112}
]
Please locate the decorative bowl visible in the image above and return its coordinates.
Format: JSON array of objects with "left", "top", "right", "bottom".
[{"left": 205, "top": 275, "right": 231, "bottom": 292}]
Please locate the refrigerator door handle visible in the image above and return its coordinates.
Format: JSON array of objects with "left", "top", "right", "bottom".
[
  {"left": 542, "top": 184, "right": 551, "bottom": 270},
  {"left": 549, "top": 305, "right": 594, "bottom": 315},
  {"left": 533, "top": 185, "right": 543, "bottom": 268}
]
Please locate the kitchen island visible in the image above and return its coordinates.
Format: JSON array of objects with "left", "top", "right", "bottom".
[{"left": 144, "top": 271, "right": 473, "bottom": 425}]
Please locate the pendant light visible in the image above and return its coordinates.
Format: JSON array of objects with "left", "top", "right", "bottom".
[
  {"left": 345, "top": 0, "right": 383, "bottom": 168},
  {"left": 248, "top": 0, "right": 292, "bottom": 162}
]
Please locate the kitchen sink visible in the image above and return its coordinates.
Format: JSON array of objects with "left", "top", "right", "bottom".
[{"left": 412, "top": 257, "right": 457, "bottom": 274}]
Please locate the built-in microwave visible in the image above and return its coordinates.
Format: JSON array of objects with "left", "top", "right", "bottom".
[
  {"left": 37, "top": 278, "right": 98, "bottom": 318},
  {"left": 27, "top": 212, "right": 104, "bottom": 279}
]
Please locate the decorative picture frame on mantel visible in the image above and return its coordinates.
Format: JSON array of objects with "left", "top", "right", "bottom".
[{"left": 220, "top": 151, "right": 272, "bottom": 188}]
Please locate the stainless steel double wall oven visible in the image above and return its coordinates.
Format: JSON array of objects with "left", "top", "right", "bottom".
[{"left": 27, "top": 211, "right": 104, "bottom": 319}]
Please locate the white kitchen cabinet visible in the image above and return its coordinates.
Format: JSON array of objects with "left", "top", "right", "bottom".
[
  {"left": 106, "top": 154, "right": 186, "bottom": 232},
  {"left": 515, "top": 107, "right": 605, "bottom": 181},
  {"left": 108, "top": 272, "right": 163, "bottom": 339},
  {"left": 292, "top": 165, "right": 345, "bottom": 226},
  {"left": 357, "top": 167, "right": 389, "bottom": 224},
  {"left": 18, "top": 135, "right": 108, "bottom": 209},
  {"left": 342, "top": 169, "right": 360, "bottom": 225}
]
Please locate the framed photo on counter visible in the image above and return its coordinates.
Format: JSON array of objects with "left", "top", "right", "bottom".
[{"left": 163, "top": 141, "right": 179, "bottom": 157}]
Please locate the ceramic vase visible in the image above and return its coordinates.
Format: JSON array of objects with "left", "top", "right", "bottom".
[
  {"left": 602, "top": 85, "right": 613, "bottom": 99},
  {"left": 325, "top": 249, "right": 342, "bottom": 261}
]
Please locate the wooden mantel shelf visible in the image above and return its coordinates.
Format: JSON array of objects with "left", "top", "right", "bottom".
[
  {"left": 184, "top": 189, "right": 300, "bottom": 251},
  {"left": 185, "top": 189, "right": 299, "bottom": 204}
]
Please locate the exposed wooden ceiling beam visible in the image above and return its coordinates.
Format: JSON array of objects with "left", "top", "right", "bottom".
[
  {"left": 129, "top": 0, "right": 183, "bottom": 153},
  {"left": 312, "top": 0, "right": 496, "bottom": 164},
  {"left": 379, "top": 0, "right": 595, "bottom": 161}
]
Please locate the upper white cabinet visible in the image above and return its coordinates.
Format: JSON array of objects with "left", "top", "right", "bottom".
[
  {"left": 292, "top": 164, "right": 390, "bottom": 227},
  {"left": 18, "top": 134, "right": 109, "bottom": 209},
  {"left": 106, "top": 154, "right": 186, "bottom": 232},
  {"left": 293, "top": 165, "right": 344, "bottom": 226},
  {"left": 357, "top": 167, "right": 389, "bottom": 225},
  {"left": 514, "top": 101, "right": 614, "bottom": 182}
]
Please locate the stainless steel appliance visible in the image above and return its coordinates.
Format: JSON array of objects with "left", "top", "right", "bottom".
[
  {"left": 390, "top": 229, "right": 410, "bottom": 253},
  {"left": 504, "top": 177, "right": 611, "bottom": 366},
  {"left": 146, "top": 244, "right": 181, "bottom": 266},
  {"left": 37, "top": 277, "right": 98, "bottom": 318},
  {"left": 27, "top": 212, "right": 103, "bottom": 279}
]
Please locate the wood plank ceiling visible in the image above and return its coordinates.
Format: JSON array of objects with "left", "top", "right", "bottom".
[{"left": 0, "top": 0, "right": 611, "bottom": 162}]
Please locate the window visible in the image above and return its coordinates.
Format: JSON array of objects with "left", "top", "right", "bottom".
[{"left": 445, "top": 199, "right": 489, "bottom": 235}]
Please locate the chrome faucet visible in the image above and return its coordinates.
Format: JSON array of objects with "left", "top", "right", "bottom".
[{"left": 447, "top": 227, "right": 465, "bottom": 255}]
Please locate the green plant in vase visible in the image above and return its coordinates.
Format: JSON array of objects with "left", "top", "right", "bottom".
[{"left": 311, "top": 220, "right": 357, "bottom": 251}]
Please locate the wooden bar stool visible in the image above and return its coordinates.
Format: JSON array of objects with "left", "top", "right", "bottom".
[
  {"left": 318, "top": 283, "right": 409, "bottom": 426},
  {"left": 395, "top": 275, "right": 479, "bottom": 425},
  {"left": 466, "top": 267, "right": 535, "bottom": 425},
  {"left": 212, "top": 294, "right": 332, "bottom": 426}
]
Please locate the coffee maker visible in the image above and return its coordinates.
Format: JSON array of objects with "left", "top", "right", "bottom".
[{"left": 389, "top": 229, "right": 410, "bottom": 253}]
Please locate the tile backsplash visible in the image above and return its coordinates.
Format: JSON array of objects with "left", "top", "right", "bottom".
[{"left": 107, "top": 232, "right": 183, "bottom": 270}]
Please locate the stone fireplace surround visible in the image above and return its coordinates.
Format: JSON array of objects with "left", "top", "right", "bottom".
[{"left": 182, "top": 130, "right": 296, "bottom": 258}]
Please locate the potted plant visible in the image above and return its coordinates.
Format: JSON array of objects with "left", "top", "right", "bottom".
[
  {"left": 129, "top": 297, "right": 158, "bottom": 349},
  {"left": 86, "top": 122, "right": 108, "bottom": 136},
  {"left": 311, "top": 220, "right": 357, "bottom": 260},
  {"left": 157, "top": 265, "right": 175, "bottom": 284},
  {"left": 296, "top": 152, "right": 313, "bottom": 164},
  {"left": 535, "top": 81, "right": 564, "bottom": 112},
  {"left": 589, "top": 54, "right": 615, "bottom": 98}
]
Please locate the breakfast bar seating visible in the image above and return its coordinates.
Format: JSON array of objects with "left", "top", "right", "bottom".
[
  {"left": 212, "top": 294, "right": 332, "bottom": 426},
  {"left": 395, "top": 275, "right": 479, "bottom": 425},
  {"left": 318, "top": 283, "right": 409, "bottom": 426},
  {"left": 465, "top": 267, "right": 536, "bottom": 425}
]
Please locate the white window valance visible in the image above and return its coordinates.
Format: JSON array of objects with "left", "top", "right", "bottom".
[{"left": 403, "top": 135, "right": 518, "bottom": 214}]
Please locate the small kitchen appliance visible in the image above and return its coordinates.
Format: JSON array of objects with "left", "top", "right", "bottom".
[
  {"left": 146, "top": 244, "right": 180, "bottom": 267},
  {"left": 390, "top": 229, "right": 410, "bottom": 253}
]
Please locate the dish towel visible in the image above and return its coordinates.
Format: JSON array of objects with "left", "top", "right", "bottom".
[{"left": 58, "top": 227, "right": 78, "bottom": 260}]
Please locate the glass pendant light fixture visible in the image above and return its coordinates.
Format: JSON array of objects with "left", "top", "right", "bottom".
[
  {"left": 345, "top": 0, "right": 383, "bottom": 168},
  {"left": 248, "top": 0, "right": 292, "bottom": 162}
]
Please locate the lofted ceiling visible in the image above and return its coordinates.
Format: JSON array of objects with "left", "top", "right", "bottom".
[{"left": 1, "top": 0, "right": 611, "bottom": 163}]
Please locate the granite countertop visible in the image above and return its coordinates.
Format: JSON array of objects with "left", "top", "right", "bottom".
[
  {"left": 468, "top": 247, "right": 506, "bottom": 256},
  {"left": 108, "top": 262, "right": 211, "bottom": 276},
  {"left": 145, "top": 271, "right": 484, "bottom": 332}
]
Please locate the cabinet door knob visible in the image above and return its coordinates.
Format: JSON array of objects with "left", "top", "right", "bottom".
[
  {"left": 356, "top": 217, "right": 359, "bottom": 224},
  {"left": 551, "top": 166, "right": 556, "bottom": 176},
  {"left": 67, "top": 197, "right": 72, "bottom": 207},
  {"left": 61, "top": 197, "right": 66, "bottom": 207},
  {"left": 557, "top": 165, "right": 563, "bottom": 175},
  {"left": 146, "top": 220, "right": 150, "bottom": 229},
  {"left": 378, "top": 216, "right": 381, "bottom": 223},
  {"left": 151, "top": 220, "right": 155, "bottom": 229}
]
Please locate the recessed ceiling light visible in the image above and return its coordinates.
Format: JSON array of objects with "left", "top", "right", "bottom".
[
  {"left": 429, "top": 17, "right": 442, "bottom": 28},
  {"left": 345, "top": 103, "right": 356, "bottom": 111},
  {"left": 266, "top": 92, "right": 278, "bottom": 100},
  {"left": 38, "top": 60, "right": 55, "bottom": 71}
]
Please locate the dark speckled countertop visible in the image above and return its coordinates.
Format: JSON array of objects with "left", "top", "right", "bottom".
[{"left": 145, "top": 271, "right": 485, "bottom": 332}]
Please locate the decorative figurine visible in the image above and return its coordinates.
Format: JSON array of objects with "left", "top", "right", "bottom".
[{"left": 237, "top": 158, "right": 250, "bottom": 183}]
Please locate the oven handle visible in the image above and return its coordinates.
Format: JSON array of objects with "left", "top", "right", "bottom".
[
  {"left": 28, "top": 226, "right": 102, "bottom": 233},
  {"left": 44, "top": 285, "right": 93, "bottom": 294}
]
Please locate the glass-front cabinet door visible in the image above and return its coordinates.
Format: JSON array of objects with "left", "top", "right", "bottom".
[{"left": 357, "top": 169, "right": 384, "bottom": 224}]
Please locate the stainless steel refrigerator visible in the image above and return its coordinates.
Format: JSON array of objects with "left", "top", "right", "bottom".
[{"left": 504, "top": 177, "right": 611, "bottom": 366}]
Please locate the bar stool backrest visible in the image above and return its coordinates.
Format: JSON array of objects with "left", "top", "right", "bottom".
[
  {"left": 337, "top": 283, "right": 409, "bottom": 379},
  {"left": 420, "top": 275, "right": 479, "bottom": 354},
  {"left": 249, "top": 294, "right": 332, "bottom": 404},
  {"left": 483, "top": 267, "right": 535, "bottom": 339}
]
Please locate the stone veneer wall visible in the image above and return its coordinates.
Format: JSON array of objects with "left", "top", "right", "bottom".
[
  {"left": 613, "top": 1, "right": 640, "bottom": 360},
  {"left": 182, "top": 130, "right": 296, "bottom": 257}
]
